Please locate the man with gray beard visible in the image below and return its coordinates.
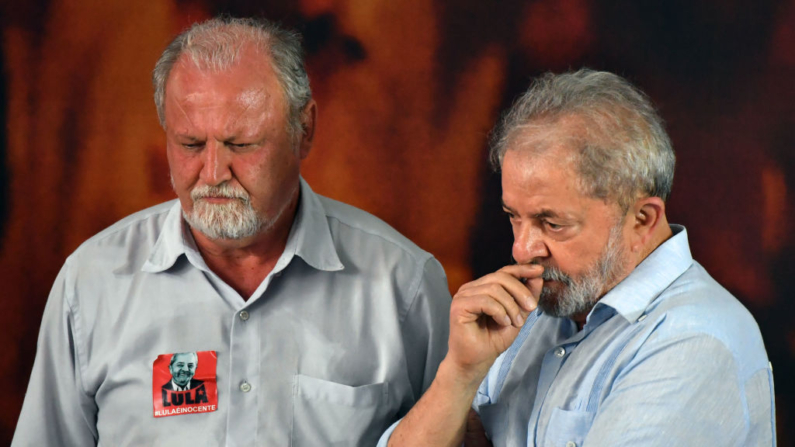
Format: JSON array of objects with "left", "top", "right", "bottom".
[
  {"left": 13, "top": 17, "right": 451, "bottom": 446},
  {"left": 380, "top": 70, "right": 776, "bottom": 446}
]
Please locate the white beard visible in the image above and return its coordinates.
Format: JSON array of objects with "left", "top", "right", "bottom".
[{"left": 182, "top": 183, "right": 265, "bottom": 240}]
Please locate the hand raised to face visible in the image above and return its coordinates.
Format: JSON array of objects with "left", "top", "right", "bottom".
[{"left": 446, "top": 264, "right": 544, "bottom": 383}]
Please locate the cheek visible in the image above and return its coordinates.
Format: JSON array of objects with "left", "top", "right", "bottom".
[
  {"left": 167, "top": 154, "right": 200, "bottom": 187},
  {"left": 546, "top": 243, "right": 581, "bottom": 268},
  {"left": 554, "top": 244, "right": 600, "bottom": 274},
  {"left": 237, "top": 152, "right": 296, "bottom": 188}
]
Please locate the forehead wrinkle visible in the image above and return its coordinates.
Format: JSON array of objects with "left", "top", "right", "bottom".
[
  {"left": 168, "top": 93, "right": 197, "bottom": 132},
  {"left": 502, "top": 151, "right": 588, "bottom": 221},
  {"left": 223, "top": 86, "right": 270, "bottom": 136}
]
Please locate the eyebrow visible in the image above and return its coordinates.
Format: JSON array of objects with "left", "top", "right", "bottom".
[
  {"left": 501, "top": 201, "right": 571, "bottom": 220},
  {"left": 174, "top": 133, "right": 203, "bottom": 141}
]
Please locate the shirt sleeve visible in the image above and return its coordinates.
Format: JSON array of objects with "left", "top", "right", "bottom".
[
  {"left": 582, "top": 333, "right": 775, "bottom": 447},
  {"left": 377, "top": 257, "right": 451, "bottom": 446},
  {"left": 400, "top": 256, "right": 451, "bottom": 398},
  {"left": 12, "top": 261, "right": 98, "bottom": 446}
]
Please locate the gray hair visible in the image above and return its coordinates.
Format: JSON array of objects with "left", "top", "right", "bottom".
[
  {"left": 490, "top": 69, "right": 675, "bottom": 210},
  {"left": 152, "top": 17, "right": 312, "bottom": 141}
]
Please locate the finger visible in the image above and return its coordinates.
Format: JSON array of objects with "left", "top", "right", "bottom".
[
  {"left": 455, "top": 283, "right": 526, "bottom": 327},
  {"left": 496, "top": 264, "right": 544, "bottom": 311},
  {"left": 455, "top": 294, "right": 514, "bottom": 327},
  {"left": 498, "top": 263, "right": 544, "bottom": 277},
  {"left": 458, "top": 264, "right": 542, "bottom": 294},
  {"left": 460, "top": 271, "right": 541, "bottom": 313},
  {"left": 496, "top": 273, "right": 538, "bottom": 312},
  {"left": 526, "top": 277, "right": 543, "bottom": 307}
]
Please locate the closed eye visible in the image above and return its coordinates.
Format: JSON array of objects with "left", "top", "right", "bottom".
[
  {"left": 544, "top": 221, "right": 564, "bottom": 231},
  {"left": 227, "top": 142, "right": 257, "bottom": 151}
]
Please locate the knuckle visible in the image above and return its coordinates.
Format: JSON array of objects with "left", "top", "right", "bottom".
[
  {"left": 486, "top": 283, "right": 503, "bottom": 295},
  {"left": 456, "top": 280, "right": 476, "bottom": 294}
]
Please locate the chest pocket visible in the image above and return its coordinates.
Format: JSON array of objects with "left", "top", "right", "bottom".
[
  {"left": 291, "top": 374, "right": 389, "bottom": 446},
  {"left": 543, "top": 407, "right": 595, "bottom": 447}
]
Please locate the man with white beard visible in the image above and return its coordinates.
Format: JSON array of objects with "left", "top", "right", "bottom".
[
  {"left": 13, "top": 17, "right": 451, "bottom": 446},
  {"left": 380, "top": 69, "right": 776, "bottom": 446}
]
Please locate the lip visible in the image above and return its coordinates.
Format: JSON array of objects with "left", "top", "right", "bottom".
[{"left": 198, "top": 196, "right": 236, "bottom": 204}]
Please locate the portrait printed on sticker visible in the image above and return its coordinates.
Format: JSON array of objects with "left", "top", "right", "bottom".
[{"left": 152, "top": 350, "right": 218, "bottom": 418}]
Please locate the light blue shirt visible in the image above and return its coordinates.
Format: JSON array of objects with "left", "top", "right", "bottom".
[
  {"left": 14, "top": 178, "right": 451, "bottom": 447},
  {"left": 380, "top": 225, "right": 776, "bottom": 446}
]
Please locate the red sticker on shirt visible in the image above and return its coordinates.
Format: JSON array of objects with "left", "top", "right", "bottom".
[{"left": 152, "top": 351, "right": 218, "bottom": 418}]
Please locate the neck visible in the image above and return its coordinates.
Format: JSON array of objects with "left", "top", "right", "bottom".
[
  {"left": 189, "top": 189, "right": 300, "bottom": 299},
  {"left": 571, "top": 218, "right": 673, "bottom": 330},
  {"left": 572, "top": 314, "right": 587, "bottom": 331},
  {"left": 637, "top": 216, "right": 673, "bottom": 263}
]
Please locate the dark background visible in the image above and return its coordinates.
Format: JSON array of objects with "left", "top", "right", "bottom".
[{"left": 2, "top": 0, "right": 793, "bottom": 444}]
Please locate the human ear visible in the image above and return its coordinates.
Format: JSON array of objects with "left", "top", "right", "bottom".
[
  {"left": 630, "top": 196, "right": 666, "bottom": 252},
  {"left": 297, "top": 100, "right": 317, "bottom": 159}
]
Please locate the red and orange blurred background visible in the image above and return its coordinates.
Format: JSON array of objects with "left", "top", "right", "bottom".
[{"left": 1, "top": 0, "right": 794, "bottom": 443}]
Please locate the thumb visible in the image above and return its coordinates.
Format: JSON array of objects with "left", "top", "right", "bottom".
[{"left": 527, "top": 277, "right": 543, "bottom": 307}]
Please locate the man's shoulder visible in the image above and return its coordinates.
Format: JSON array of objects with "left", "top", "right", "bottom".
[
  {"left": 316, "top": 194, "right": 433, "bottom": 264},
  {"left": 653, "top": 261, "right": 756, "bottom": 326},
  {"left": 66, "top": 200, "right": 178, "bottom": 267},
  {"left": 643, "top": 261, "right": 768, "bottom": 371}
]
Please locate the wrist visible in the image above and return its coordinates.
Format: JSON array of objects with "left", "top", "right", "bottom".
[{"left": 437, "top": 356, "right": 492, "bottom": 391}]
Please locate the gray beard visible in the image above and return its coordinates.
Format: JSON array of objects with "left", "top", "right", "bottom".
[
  {"left": 536, "top": 223, "right": 627, "bottom": 319},
  {"left": 182, "top": 183, "right": 267, "bottom": 240}
]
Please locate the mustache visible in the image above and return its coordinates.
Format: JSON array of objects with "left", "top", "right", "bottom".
[
  {"left": 525, "top": 262, "right": 572, "bottom": 286},
  {"left": 191, "top": 183, "right": 250, "bottom": 202}
]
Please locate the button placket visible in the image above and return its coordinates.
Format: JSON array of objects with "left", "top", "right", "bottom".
[{"left": 226, "top": 304, "right": 260, "bottom": 446}]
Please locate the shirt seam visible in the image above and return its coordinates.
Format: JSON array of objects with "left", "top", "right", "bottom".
[
  {"left": 323, "top": 214, "right": 431, "bottom": 267},
  {"left": 61, "top": 257, "right": 95, "bottom": 435},
  {"left": 399, "top": 256, "right": 435, "bottom": 324},
  {"left": 74, "top": 203, "right": 175, "bottom": 254}
]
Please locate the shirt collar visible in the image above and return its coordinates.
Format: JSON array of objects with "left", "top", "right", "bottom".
[
  {"left": 141, "top": 201, "right": 188, "bottom": 273},
  {"left": 283, "top": 177, "right": 344, "bottom": 272},
  {"left": 595, "top": 224, "right": 693, "bottom": 323},
  {"left": 141, "top": 177, "right": 344, "bottom": 273},
  {"left": 171, "top": 379, "right": 191, "bottom": 391}
]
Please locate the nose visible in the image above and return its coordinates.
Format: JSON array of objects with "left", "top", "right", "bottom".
[
  {"left": 512, "top": 224, "right": 549, "bottom": 264},
  {"left": 199, "top": 141, "right": 233, "bottom": 186}
]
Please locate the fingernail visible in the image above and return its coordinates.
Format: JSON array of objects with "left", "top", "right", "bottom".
[
  {"left": 516, "top": 314, "right": 524, "bottom": 326},
  {"left": 525, "top": 297, "right": 534, "bottom": 309},
  {"left": 502, "top": 315, "right": 512, "bottom": 326}
]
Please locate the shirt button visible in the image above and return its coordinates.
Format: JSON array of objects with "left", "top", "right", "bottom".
[
  {"left": 239, "top": 311, "right": 250, "bottom": 321},
  {"left": 555, "top": 347, "right": 566, "bottom": 357},
  {"left": 566, "top": 442, "right": 577, "bottom": 447},
  {"left": 240, "top": 382, "right": 252, "bottom": 393}
]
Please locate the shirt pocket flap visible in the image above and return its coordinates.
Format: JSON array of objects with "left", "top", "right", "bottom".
[
  {"left": 291, "top": 375, "right": 390, "bottom": 445},
  {"left": 294, "top": 374, "right": 388, "bottom": 407}
]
